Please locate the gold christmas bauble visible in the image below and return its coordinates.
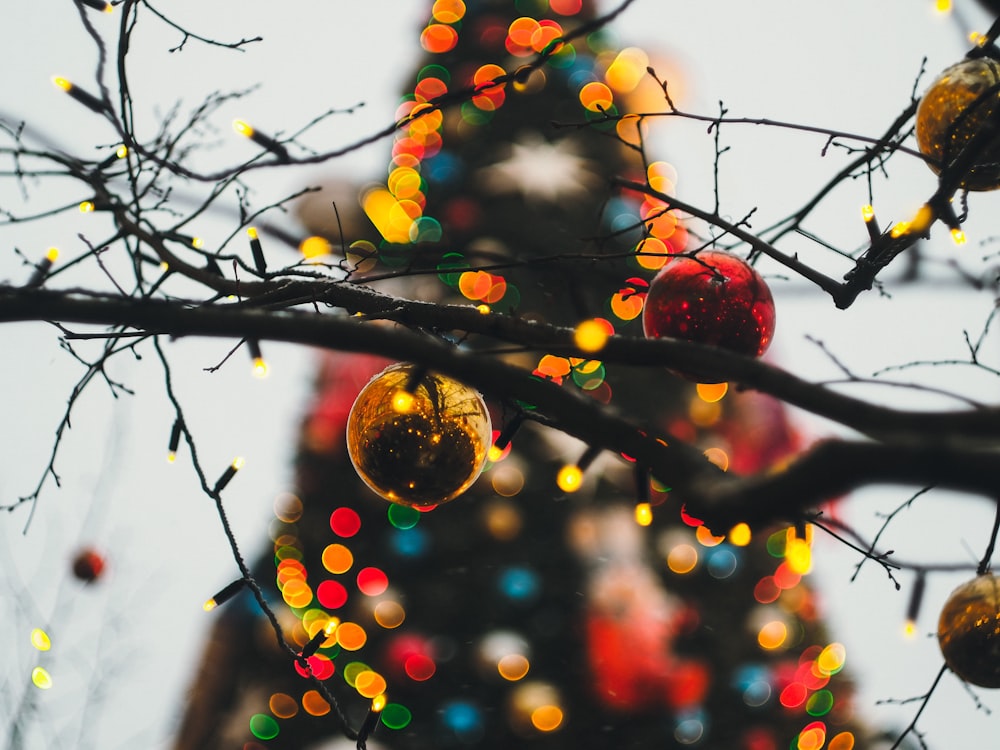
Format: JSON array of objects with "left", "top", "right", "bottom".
[
  {"left": 916, "top": 57, "right": 1000, "bottom": 191},
  {"left": 346, "top": 363, "right": 491, "bottom": 508},
  {"left": 937, "top": 573, "right": 1000, "bottom": 688}
]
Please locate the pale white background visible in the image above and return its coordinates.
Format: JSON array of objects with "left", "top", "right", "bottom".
[{"left": 1, "top": 1, "right": 998, "bottom": 748}]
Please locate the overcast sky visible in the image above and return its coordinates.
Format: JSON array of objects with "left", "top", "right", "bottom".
[{"left": 2, "top": 2, "right": 999, "bottom": 748}]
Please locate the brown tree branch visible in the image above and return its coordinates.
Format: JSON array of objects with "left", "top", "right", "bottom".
[{"left": 3, "top": 285, "right": 998, "bottom": 533}]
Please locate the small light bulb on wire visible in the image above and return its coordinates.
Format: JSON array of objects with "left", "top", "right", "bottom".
[
  {"left": 232, "top": 119, "right": 290, "bottom": 161},
  {"left": 167, "top": 418, "right": 182, "bottom": 463},
  {"left": 247, "top": 227, "right": 267, "bottom": 274},
  {"left": 203, "top": 578, "right": 247, "bottom": 611},
  {"left": 79, "top": 0, "right": 114, "bottom": 12},
  {"left": 904, "top": 571, "right": 926, "bottom": 639},
  {"left": 246, "top": 340, "right": 268, "bottom": 379},
  {"left": 213, "top": 456, "right": 245, "bottom": 493},
  {"left": 27, "top": 248, "right": 59, "bottom": 287},
  {"left": 556, "top": 446, "right": 600, "bottom": 493},
  {"left": 52, "top": 76, "right": 106, "bottom": 113}
]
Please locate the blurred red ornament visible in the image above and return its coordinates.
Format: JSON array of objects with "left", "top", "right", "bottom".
[
  {"left": 72, "top": 548, "right": 106, "bottom": 583},
  {"left": 642, "top": 251, "right": 775, "bottom": 381}
]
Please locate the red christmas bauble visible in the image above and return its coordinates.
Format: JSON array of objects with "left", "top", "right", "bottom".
[
  {"left": 642, "top": 251, "right": 775, "bottom": 381},
  {"left": 72, "top": 548, "right": 106, "bottom": 583}
]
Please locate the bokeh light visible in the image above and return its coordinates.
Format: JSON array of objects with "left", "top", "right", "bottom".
[
  {"left": 302, "top": 690, "right": 331, "bottom": 716},
  {"left": 374, "top": 600, "right": 406, "bottom": 629},
  {"left": 330, "top": 507, "right": 361, "bottom": 537},
  {"left": 355, "top": 670, "right": 388, "bottom": 699},
  {"left": 757, "top": 620, "right": 788, "bottom": 650},
  {"left": 322, "top": 543, "right": 353, "bottom": 574},
  {"left": 269, "top": 693, "right": 299, "bottom": 719},
  {"left": 336, "top": 621, "right": 368, "bottom": 651},
  {"left": 248, "top": 714, "right": 279, "bottom": 741},
  {"left": 381, "top": 703, "right": 413, "bottom": 730},
  {"left": 30, "top": 628, "right": 51, "bottom": 652},
  {"left": 31, "top": 667, "right": 52, "bottom": 690},
  {"left": 357, "top": 567, "right": 389, "bottom": 596}
]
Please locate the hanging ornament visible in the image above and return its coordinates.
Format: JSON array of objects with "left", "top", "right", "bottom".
[
  {"left": 346, "top": 363, "right": 492, "bottom": 508},
  {"left": 915, "top": 57, "right": 1000, "bottom": 191},
  {"left": 642, "top": 250, "right": 775, "bottom": 382},
  {"left": 938, "top": 573, "right": 1000, "bottom": 687},
  {"left": 71, "top": 547, "right": 106, "bottom": 583}
]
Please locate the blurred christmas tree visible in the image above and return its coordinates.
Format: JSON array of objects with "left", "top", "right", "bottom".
[{"left": 173, "top": 2, "right": 876, "bottom": 749}]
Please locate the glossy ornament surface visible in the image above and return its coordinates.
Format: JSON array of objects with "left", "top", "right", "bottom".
[
  {"left": 346, "top": 363, "right": 491, "bottom": 508},
  {"left": 916, "top": 57, "right": 1000, "bottom": 191},
  {"left": 938, "top": 573, "right": 1000, "bottom": 688},
  {"left": 642, "top": 251, "right": 775, "bottom": 381},
  {"left": 72, "top": 548, "right": 106, "bottom": 583}
]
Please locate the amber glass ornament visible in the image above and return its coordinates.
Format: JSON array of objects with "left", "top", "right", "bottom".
[
  {"left": 642, "top": 250, "right": 775, "bottom": 382},
  {"left": 915, "top": 57, "right": 1000, "bottom": 191},
  {"left": 346, "top": 363, "right": 491, "bottom": 508},
  {"left": 937, "top": 573, "right": 1000, "bottom": 687}
]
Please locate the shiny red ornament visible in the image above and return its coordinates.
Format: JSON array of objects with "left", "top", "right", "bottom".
[
  {"left": 71, "top": 548, "right": 106, "bottom": 583},
  {"left": 642, "top": 251, "right": 775, "bottom": 381}
]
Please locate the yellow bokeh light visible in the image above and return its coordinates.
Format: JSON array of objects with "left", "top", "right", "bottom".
[
  {"left": 728, "top": 523, "right": 752, "bottom": 547},
  {"left": 634, "top": 502, "right": 653, "bottom": 527},
  {"left": 951, "top": 228, "right": 967, "bottom": 245},
  {"left": 556, "top": 464, "right": 583, "bottom": 493},
  {"left": 30, "top": 629, "right": 51, "bottom": 652},
  {"left": 757, "top": 620, "right": 788, "bottom": 650},
  {"left": 79, "top": 201, "right": 95, "bottom": 213},
  {"left": 46, "top": 247, "right": 60, "bottom": 263},
  {"left": 903, "top": 620, "right": 918, "bottom": 639},
  {"left": 31, "top": 667, "right": 52, "bottom": 690},
  {"left": 52, "top": 76, "right": 73, "bottom": 92},
  {"left": 574, "top": 319, "right": 610, "bottom": 353},
  {"left": 696, "top": 382, "right": 728, "bottom": 403},
  {"left": 785, "top": 537, "right": 812, "bottom": 575},
  {"left": 935, "top": 0, "right": 951, "bottom": 12},
  {"left": 604, "top": 47, "right": 650, "bottom": 93},
  {"left": 861, "top": 204, "right": 875, "bottom": 223},
  {"left": 299, "top": 235, "right": 332, "bottom": 260},
  {"left": 816, "top": 642, "right": 846, "bottom": 675}
]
